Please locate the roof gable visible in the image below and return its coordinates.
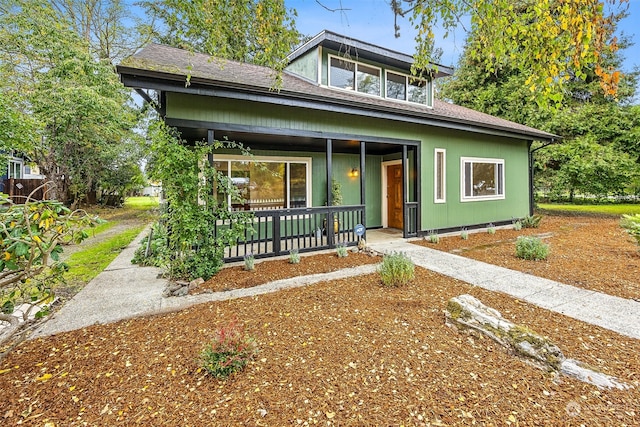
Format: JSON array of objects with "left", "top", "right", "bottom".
[{"left": 288, "top": 30, "right": 453, "bottom": 78}]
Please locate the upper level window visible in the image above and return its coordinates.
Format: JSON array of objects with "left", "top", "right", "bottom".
[
  {"left": 461, "top": 157, "right": 505, "bottom": 202},
  {"left": 329, "top": 56, "right": 381, "bottom": 96},
  {"left": 385, "top": 71, "right": 433, "bottom": 107}
]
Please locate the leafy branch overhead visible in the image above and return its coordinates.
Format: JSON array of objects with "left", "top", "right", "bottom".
[{"left": 393, "top": 0, "right": 628, "bottom": 107}]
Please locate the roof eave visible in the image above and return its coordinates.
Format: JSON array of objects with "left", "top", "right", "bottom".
[{"left": 117, "top": 66, "right": 556, "bottom": 142}]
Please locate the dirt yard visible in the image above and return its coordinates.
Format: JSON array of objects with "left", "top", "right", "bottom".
[{"left": 0, "top": 215, "right": 638, "bottom": 426}]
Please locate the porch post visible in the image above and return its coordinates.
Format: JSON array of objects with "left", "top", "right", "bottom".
[
  {"left": 326, "top": 139, "right": 334, "bottom": 247},
  {"left": 359, "top": 141, "right": 366, "bottom": 239},
  {"left": 207, "top": 130, "right": 215, "bottom": 166},
  {"left": 415, "top": 144, "right": 421, "bottom": 234},
  {"left": 402, "top": 145, "right": 408, "bottom": 238}
]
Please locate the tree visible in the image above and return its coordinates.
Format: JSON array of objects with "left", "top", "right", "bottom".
[
  {"left": 0, "top": 0, "right": 142, "bottom": 206},
  {"left": 440, "top": 6, "right": 640, "bottom": 200},
  {"left": 50, "top": 0, "right": 151, "bottom": 64},
  {"left": 393, "top": 0, "right": 629, "bottom": 107},
  {"left": 139, "top": 0, "right": 299, "bottom": 78},
  {"left": 141, "top": 122, "right": 253, "bottom": 281},
  {"left": 538, "top": 136, "right": 638, "bottom": 200}
]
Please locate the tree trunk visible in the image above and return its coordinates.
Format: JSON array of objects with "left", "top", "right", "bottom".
[{"left": 445, "top": 294, "right": 630, "bottom": 390}]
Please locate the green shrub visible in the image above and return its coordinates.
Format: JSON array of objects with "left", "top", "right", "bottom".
[
  {"left": 378, "top": 252, "right": 415, "bottom": 287},
  {"left": 289, "top": 249, "right": 301, "bottom": 264},
  {"left": 428, "top": 230, "right": 439, "bottom": 243},
  {"left": 513, "top": 220, "right": 522, "bottom": 231},
  {"left": 521, "top": 214, "right": 542, "bottom": 229},
  {"left": 460, "top": 228, "right": 469, "bottom": 240},
  {"left": 199, "top": 319, "right": 258, "bottom": 378},
  {"left": 132, "top": 222, "right": 171, "bottom": 268},
  {"left": 487, "top": 223, "right": 496, "bottom": 235},
  {"left": 243, "top": 253, "right": 255, "bottom": 271},
  {"left": 620, "top": 214, "right": 640, "bottom": 246},
  {"left": 336, "top": 243, "right": 348, "bottom": 258},
  {"left": 515, "top": 236, "right": 549, "bottom": 260}
]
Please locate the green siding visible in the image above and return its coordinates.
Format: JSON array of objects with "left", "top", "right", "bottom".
[
  {"left": 285, "top": 48, "right": 318, "bottom": 82},
  {"left": 167, "top": 93, "right": 531, "bottom": 232}
]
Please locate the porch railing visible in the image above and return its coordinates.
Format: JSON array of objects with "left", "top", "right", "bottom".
[{"left": 222, "top": 205, "right": 365, "bottom": 262}]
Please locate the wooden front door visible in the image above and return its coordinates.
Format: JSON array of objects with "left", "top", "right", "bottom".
[{"left": 387, "top": 164, "right": 403, "bottom": 230}]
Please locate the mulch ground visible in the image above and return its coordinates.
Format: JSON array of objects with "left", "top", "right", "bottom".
[
  {"left": 412, "top": 215, "right": 640, "bottom": 301},
  {"left": 1, "top": 215, "right": 639, "bottom": 426}
]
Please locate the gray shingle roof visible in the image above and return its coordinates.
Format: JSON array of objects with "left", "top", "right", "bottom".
[{"left": 118, "top": 43, "right": 557, "bottom": 141}]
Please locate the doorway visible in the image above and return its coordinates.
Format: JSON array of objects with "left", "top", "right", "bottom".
[{"left": 385, "top": 162, "right": 403, "bottom": 230}]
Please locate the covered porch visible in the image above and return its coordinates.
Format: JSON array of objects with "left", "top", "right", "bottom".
[{"left": 167, "top": 118, "right": 420, "bottom": 262}]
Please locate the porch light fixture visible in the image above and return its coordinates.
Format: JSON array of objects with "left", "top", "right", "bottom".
[{"left": 349, "top": 168, "right": 359, "bottom": 177}]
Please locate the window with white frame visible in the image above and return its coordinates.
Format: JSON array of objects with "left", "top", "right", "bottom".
[
  {"left": 329, "top": 55, "right": 381, "bottom": 96},
  {"left": 434, "top": 149, "right": 446, "bottom": 203},
  {"left": 213, "top": 156, "right": 312, "bottom": 211},
  {"left": 461, "top": 157, "right": 505, "bottom": 201},
  {"left": 385, "top": 71, "right": 433, "bottom": 107},
  {"left": 8, "top": 158, "right": 23, "bottom": 178}
]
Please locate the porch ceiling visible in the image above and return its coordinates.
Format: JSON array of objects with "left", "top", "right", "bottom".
[{"left": 174, "top": 125, "right": 414, "bottom": 156}]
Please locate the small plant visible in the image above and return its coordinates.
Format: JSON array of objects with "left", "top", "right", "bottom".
[
  {"left": 336, "top": 242, "right": 348, "bottom": 258},
  {"left": 621, "top": 214, "right": 640, "bottom": 247},
  {"left": 487, "top": 223, "right": 496, "bottom": 235},
  {"left": 289, "top": 249, "right": 301, "bottom": 264},
  {"left": 243, "top": 253, "right": 255, "bottom": 271},
  {"left": 521, "top": 214, "right": 542, "bottom": 229},
  {"left": 378, "top": 251, "right": 415, "bottom": 287},
  {"left": 515, "top": 236, "right": 549, "bottom": 260},
  {"left": 460, "top": 227, "right": 469, "bottom": 240},
  {"left": 199, "top": 319, "right": 258, "bottom": 378},
  {"left": 513, "top": 219, "right": 522, "bottom": 231},
  {"left": 428, "top": 230, "right": 440, "bottom": 244}
]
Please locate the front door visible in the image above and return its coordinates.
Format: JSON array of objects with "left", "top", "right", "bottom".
[{"left": 387, "top": 164, "right": 403, "bottom": 230}]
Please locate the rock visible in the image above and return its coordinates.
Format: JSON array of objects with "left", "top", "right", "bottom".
[
  {"left": 444, "top": 294, "right": 631, "bottom": 389},
  {"left": 172, "top": 286, "right": 189, "bottom": 297},
  {"left": 189, "top": 278, "right": 204, "bottom": 290},
  {"left": 167, "top": 282, "right": 184, "bottom": 292}
]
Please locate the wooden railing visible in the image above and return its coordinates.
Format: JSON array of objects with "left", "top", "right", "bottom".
[{"left": 222, "top": 205, "right": 366, "bottom": 262}]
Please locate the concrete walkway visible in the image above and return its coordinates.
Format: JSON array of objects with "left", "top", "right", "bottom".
[
  {"left": 368, "top": 240, "right": 640, "bottom": 340},
  {"left": 33, "top": 230, "right": 640, "bottom": 340}
]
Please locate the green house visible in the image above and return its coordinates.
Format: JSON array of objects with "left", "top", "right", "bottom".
[{"left": 117, "top": 31, "right": 556, "bottom": 261}]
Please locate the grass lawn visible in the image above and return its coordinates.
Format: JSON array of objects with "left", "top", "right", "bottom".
[
  {"left": 60, "top": 197, "right": 159, "bottom": 289},
  {"left": 124, "top": 196, "right": 159, "bottom": 210},
  {"left": 538, "top": 202, "right": 640, "bottom": 216},
  {"left": 63, "top": 225, "right": 146, "bottom": 287}
]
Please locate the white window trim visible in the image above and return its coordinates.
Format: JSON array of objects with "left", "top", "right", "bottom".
[
  {"left": 327, "top": 54, "right": 382, "bottom": 97},
  {"left": 434, "top": 148, "right": 446, "bottom": 203},
  {"left": 384, "top": 70, "right": 434, "bottom": 108},
  {"left": 460, "top": 157, "right": 505, "bottom": 202},
  {"left": 214, "top": 154, "right": 313, "bottom": 209}
]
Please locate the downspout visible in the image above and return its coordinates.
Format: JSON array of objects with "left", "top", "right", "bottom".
[{"left": 528, "top": 138, "right": 557, "bottom": 216}]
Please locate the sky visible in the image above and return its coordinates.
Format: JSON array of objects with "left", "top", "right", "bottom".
[{"left": 285, "top": 0, "right": 640, "bottom": 80}]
